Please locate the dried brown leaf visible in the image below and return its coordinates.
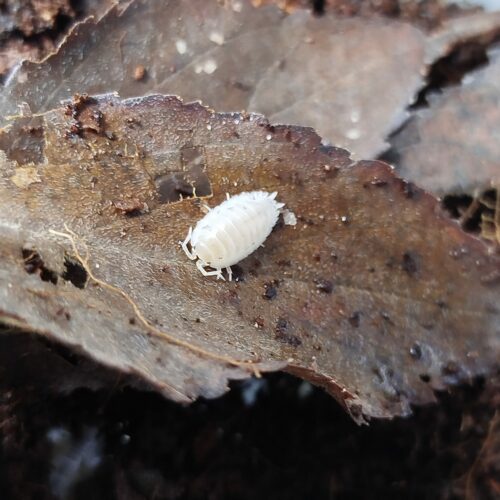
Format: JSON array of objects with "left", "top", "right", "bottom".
[
  {"left": 0, "top": 0, "right": 433, "bottom": 159},
  {"left": 426, "top": 10, "right": 500, "bottom": 65},
  {"left": 3, "top": 1, "right": 500, "bottom": 158},
  {"left": 390, "top": 50, "right": 500, "bottom": 195},
  {"left": 0, "top": 94, "right": 498, "bottom": 420}
]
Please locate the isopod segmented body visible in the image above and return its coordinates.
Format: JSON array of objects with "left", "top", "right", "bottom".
[{"left": 180, "top": 191, "right": 284, "bottom": 281}]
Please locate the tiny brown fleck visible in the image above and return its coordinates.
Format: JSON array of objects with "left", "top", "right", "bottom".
[
  {"left": 402, "top": 251, "right": 419, "bottom": 277},
  {"left": 254, "top": 317, "right": 264, "bottom": 329},
  {"left": 113, "top": 199, "right": 149, "bottom": 216},
  {"left": 348, "top": 311, "right": 361, "bottom": 328},
  {"left": 275, "top": 318, "right": 301, "bottom": 347},
  {"left": 134, "top": 65, "right": 147, "bottom": 81}
]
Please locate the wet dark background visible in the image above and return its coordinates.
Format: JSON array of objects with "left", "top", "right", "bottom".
[{"left": 1, "top": 369, "right": 498, "bottom": 500}]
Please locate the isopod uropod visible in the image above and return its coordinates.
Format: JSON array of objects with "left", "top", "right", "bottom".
[{"left": 180, "top": 191, "right": 285, "bottom": 281}]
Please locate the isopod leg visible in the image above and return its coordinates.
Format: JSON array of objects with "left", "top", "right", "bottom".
[
  {"left": 196, "top": 260, "right": 226, "bottom": 281},
  {"left": 180, "top": 227, "right": 197, "bottom": 260},
  {"left": 225, "top": 266, "right": 233, "bottom": 282}
]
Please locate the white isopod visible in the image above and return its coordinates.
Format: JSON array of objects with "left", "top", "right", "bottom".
[{"left": 180, "top": 191, "right": 284, "bottom": 281}]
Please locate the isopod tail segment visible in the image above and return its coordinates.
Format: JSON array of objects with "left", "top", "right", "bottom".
[{"left": 270, "top": 191, "right": 285, "bottom": 210}]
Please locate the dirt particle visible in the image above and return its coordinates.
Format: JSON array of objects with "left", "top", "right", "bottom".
[
  {"left": 254, "top": 317, "right": 264, "bottom": 329},
  {"left": 323, "top": 164, "right": 339, "bottom": 177},
  {"left": 442, "top": 361, "right": 460, "bottom": 376},
  {"left": 65, "top": 122, "right": 82, "bottom": 138},
  {"left": 134, "top": 65, "right": 147, "bottom": 81},
  {"left": 402, "top": 181, "right": 419, "bottom": 199},
  {"left": 402, "top": 251, "right": 419, "bottom": 277},
  {"left": 314, "top": 278, "right": 333, "bottom": 294},
  {"left": 380, "top": 311, "right": 393, "bottom": 323},
  {"left": 348, "top": 311, "right": 361, "bottom": 328},
  {"left": 21, "top": 125, "right": 43, "bottom": 136},
  {"left": 22, "top": 249, "right": 58, "bottom": 284},
  {"left": 449, "top": 246, "right": 469, "bottom": 259},
  {"left": 277, "top": 259, "right": 291, "bottom": 267},
  {"left": 125, "top": 117, "right": 141, "bottom": 127},
  {"left": 91, "top": 110, "right": 104, "bottom": 131},
  {"left": 231, "top": 264, "right": 245, "bottom": 282},
  {"left": 364, "top": 177, "right": 388, "bottom": 188},
  {"left": 409, "top": 343, "right": 422, "bottom": 360},
  {"left": 275, "top": 318, "right": 301, "bottom": 347},
  {"left": 113, "top": 198, "right": 149, "bottom": 216},
  {"left": 56, "top": 308, "right": 71, "bottom": 321},
  {"left": 263, "top": 281, "right": 279, "bottom": 300}
]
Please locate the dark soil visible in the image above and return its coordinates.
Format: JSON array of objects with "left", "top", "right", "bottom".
[{"left": 1, "top": 372, "right": 498, "bottom": 500}]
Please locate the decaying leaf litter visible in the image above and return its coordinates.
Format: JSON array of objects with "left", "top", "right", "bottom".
[
  {"left": 388, "top": 46, "right": 500, "bottom": 193},
  {"left": 3, "top": 0, "right": 500, "bottom": 159},
  {"left": 0, "top": 0, "right": 499, "bottom": 423},
  {"left": 0, "top": 92, "right": 499, "bottom": 422}
]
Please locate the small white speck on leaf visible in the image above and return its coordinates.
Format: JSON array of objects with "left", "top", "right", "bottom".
[
  {"left": 17, "top": 71, "right": 28, "bottom": 84},
  {"left": 346, "top": 128, "right": 361, "bottom": 140},
  {"left": 232, "top": 0, "right": 243, "bottom": 12},
  {"left": 196, "top": 59, "right": 217, "bottom": 75},
  {"left": 175, "top": 39, "right": 187, "bottom": 55},
  {"left": 283, "top": 209, "right": 297, "bottom": 226},
  {"left": 209, "top": 32, "right": 225, "bottom": 45}
]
